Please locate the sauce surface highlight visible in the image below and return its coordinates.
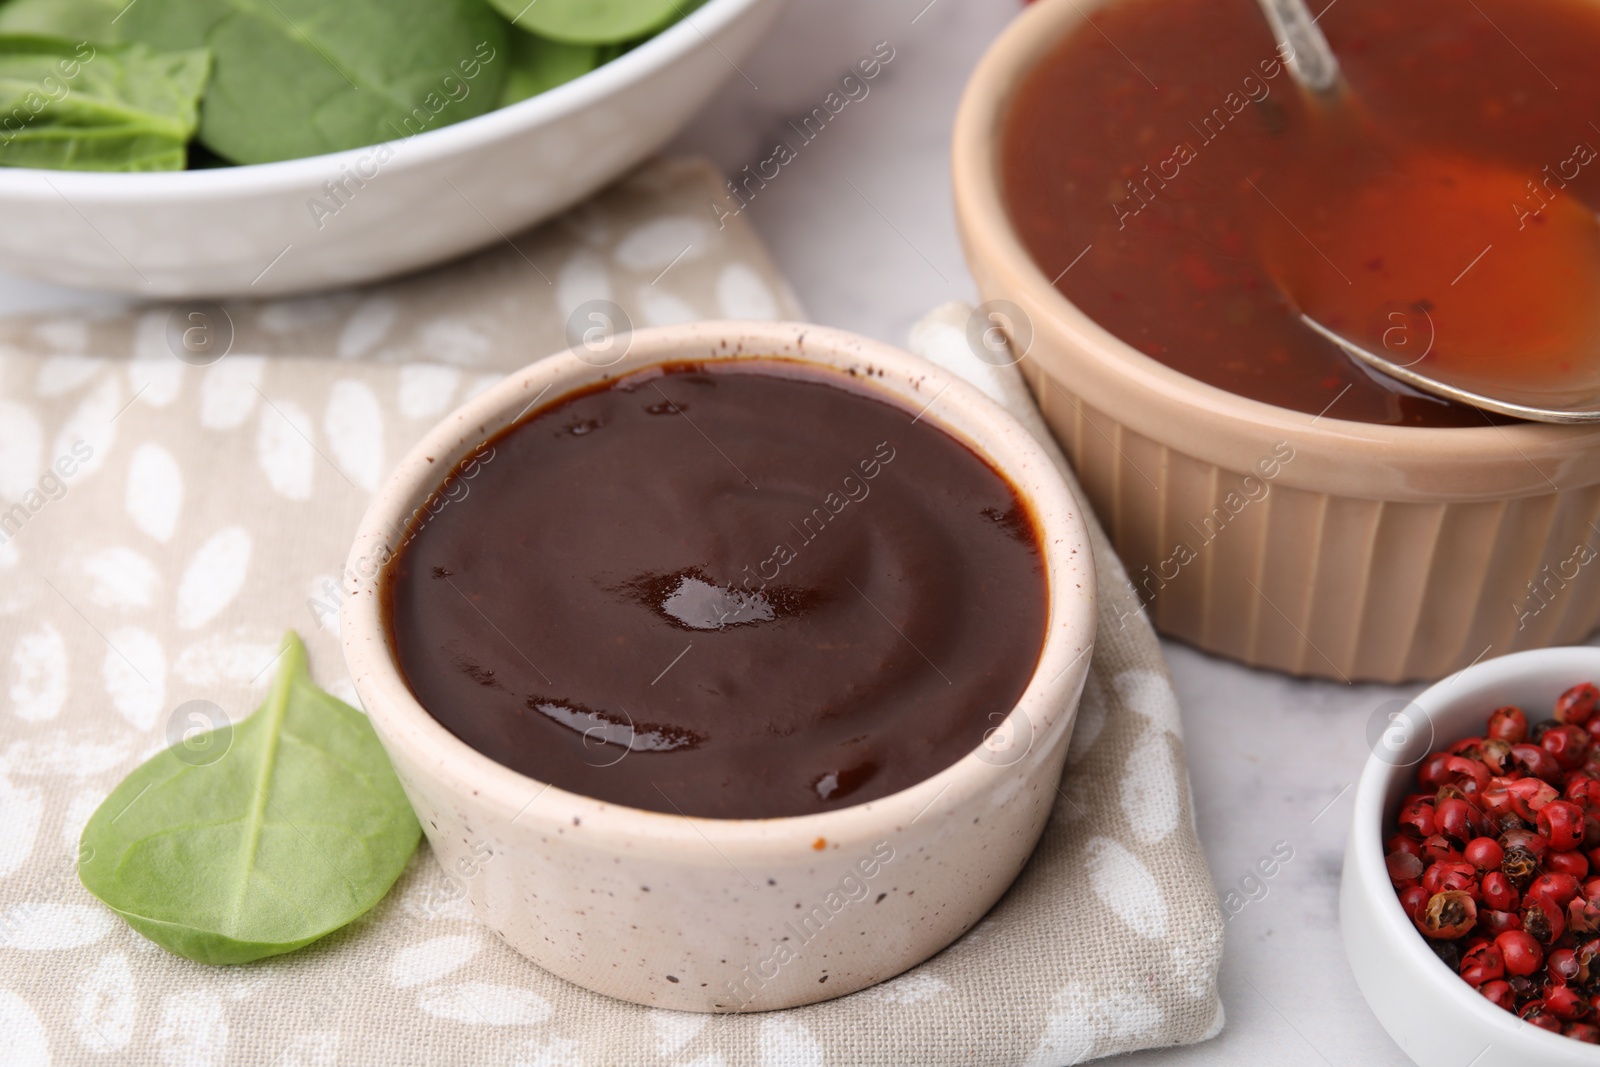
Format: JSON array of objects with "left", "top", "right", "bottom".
[
  {"left": 384, "top": 361, "right": 1048, "bottom": 819},
  {"left": 1003, "top": 0, "right": 1600, "bottom": 425}
]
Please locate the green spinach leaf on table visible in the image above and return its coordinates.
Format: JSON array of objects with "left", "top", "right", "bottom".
[
  {"left": 118, "top": 0, "right": 509, "bottom": 164},
  {"left": 79, "top": 631, "right": 421, "bottom": 965},
  {"left": 0, "top": 35, "right": 208, "bottom": 171}
]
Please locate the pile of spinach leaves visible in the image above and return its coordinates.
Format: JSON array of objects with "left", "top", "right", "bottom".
[{"left": 0, "top": 0, "right": 700, "bottom": 170}]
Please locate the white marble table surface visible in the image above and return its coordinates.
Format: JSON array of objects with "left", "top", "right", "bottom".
[{"left": 0, "top": 2, "right": 1436, "bottom": 1063}]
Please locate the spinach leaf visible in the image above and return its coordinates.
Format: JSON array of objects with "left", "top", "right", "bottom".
[
  {"left": 0, "top": 36, "right": 209, "bottom": 171},
  {"left": 79, "top": 631, "right": 420, "bottom": 965},
  {"left": 118, "top": 0, "right": 509, "bottom": 164},
  {"left": 499, "top": 27, "right": 600, "bottom": 108},
  {"left": 0, "top": 0, "right": 127, "bottom": 43},
  {"left": 490, "top": 0, "right": 683, "bottom": 45}
]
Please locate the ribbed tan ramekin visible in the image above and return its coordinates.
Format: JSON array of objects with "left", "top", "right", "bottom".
[{"left": 953, "top": 0, "right": 1600, "bottom": 683}]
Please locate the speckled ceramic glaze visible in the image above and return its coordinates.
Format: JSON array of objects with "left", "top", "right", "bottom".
[
  {"left": 342, "top": 321, "right": 1097, "bottom": 1011},
  {"left": 1342, "top": 646, "right": 1600, "bottom": 1066}
]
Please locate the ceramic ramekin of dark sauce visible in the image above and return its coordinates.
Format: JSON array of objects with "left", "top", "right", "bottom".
[
  {"left": 342, "top": 321, "right": 1096, "bottom": 1011},
  {"left": 956, "top": 0, "right": 1600, "bottom": 683}
]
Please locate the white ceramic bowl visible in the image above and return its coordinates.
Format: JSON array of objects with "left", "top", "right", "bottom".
[
  {"left": 0, "top": 0, "right": 784, "bottom": 297},
  {"left": 1342, "top": 646, "right": 1600, "bottom": 1066},
  {"left": 342, "top": 321, "right": 1097, "bottom": 1011}
]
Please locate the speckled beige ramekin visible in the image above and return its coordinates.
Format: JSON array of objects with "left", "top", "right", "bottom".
[
  {"left": 954, "top": 0, "right": 1600, "bottom": 683},
  {"left": 343, "top": 321, "right": 1096, "bottom": 1011}
]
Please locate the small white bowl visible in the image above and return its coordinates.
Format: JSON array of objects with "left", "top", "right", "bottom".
[
  {"left": 342, "top": 320, "right": 1097, "bottom": 1011},
  {"left": 1342, "top": 645, "right": 1600, "bottom": 1066},
  {"left": 0, "top": 0, "right": 784, "bottom": 297}
]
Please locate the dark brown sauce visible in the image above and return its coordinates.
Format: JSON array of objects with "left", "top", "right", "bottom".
[
  {"left": 1002, "top": 0, "right": 1600, "bottom": 426},
  {"left": 383, "top": 360, "right": 1048, "bottom": 819}
]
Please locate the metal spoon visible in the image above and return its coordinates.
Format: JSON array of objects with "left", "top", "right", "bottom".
[
  {"left": 1299, "top": 315, "right": 1600, "bottom": 424},
  {"left": 1254, "top": 0, "right": 1341, "bottom": 94},
  {"left": 1256, "top": 0, "right": 1600, "bottom": 424}
]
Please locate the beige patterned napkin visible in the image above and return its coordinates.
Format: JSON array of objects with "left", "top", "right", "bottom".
[{"left": 0, "top": 158, "right": 1221, "bottom": 1066}]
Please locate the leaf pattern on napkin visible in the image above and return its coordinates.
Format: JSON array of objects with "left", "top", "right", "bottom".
[{"left": 0, "top": 160, "right": 1219, "bottom": 1066}]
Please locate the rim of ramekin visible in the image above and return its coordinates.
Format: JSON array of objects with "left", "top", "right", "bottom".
[
  {"left": 951, "top": 0, "right": 1600, "bottom": 497},
  {"left": 341, "top": 320, "right": 1097, "bottom": 861},
  {"left": 1350, "top": 645, "right": 1600, "bottom": 1057},
  {"left": 0, "top": 0, "right": 768, "bottom": 202}
]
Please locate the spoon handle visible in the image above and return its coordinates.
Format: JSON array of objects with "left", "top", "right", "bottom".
[{"left": 1256, "top": 0, "right": 1342, "bottom": 93}]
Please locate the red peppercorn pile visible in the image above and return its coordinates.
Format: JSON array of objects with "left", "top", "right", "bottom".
[{"left": 1386, "top": 683, "right": 1600, "bottom": 1042}]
